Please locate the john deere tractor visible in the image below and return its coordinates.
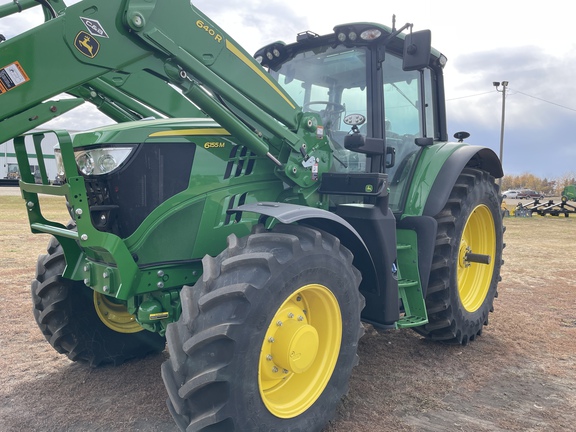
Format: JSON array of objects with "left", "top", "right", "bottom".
[{"left": 0, "top": 1, "right": 503, "bottom": 430}]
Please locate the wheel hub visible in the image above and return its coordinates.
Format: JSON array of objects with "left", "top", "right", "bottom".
[
  {"left": 272, "top": 319, "right": 319, "bottom": 374},
  {"left": 94, "top": 292, "right": 143, "bottom": 333},
  {"left": 459, "top": 244, "right": 472, "bottom": 269}
]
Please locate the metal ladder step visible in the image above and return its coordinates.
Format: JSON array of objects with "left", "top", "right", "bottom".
[{"left": 396, "top": 278, "right": 428, "bottom": 328}]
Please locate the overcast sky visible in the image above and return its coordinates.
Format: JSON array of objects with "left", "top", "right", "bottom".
[{"left": 2, "top": 0, "right": 575, "bottom": 179}]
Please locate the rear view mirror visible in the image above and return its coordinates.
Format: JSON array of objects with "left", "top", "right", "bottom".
[{"left": 402, "top": 30, "right": 431, "bottom": 71}]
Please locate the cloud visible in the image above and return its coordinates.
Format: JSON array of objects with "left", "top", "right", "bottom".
[
  {"left": 450, "top": 45, "right": 576, "bottom": 124},
  {"left": 44, "top": 102, "right": 114, "bottom": 131},
  {"left": 442, "top": 41, "right": 576, "bottom": 177},
  {"left": 193, "top": 0, "right": 306, "bottom": 53}
]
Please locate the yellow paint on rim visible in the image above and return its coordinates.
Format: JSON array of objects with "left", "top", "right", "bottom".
[
  {"left": 94, "top": 292, "right": 143, "bottom": 333},
  {"left": 149, "top": 128, "right": 231, "bottom": 137},
  {"left": 457, "top": 204, "right": 496, "bottom": 312},
  {"left": 258, "top": 284, "right": 342, "bottom": 418},
  {"left": 225, "top": 40, "right": 296, "bottom": 110}
]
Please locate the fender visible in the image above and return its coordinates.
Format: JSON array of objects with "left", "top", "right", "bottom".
[
  {"left": 233, "top": 201, "right": 372, "bottom": 257},
  {"left": 403, "top": 143, "right": 502, "bottom": 218},
  {"left": 423, "top": 145, "right": 502, "bottom": 217},
  {"left": 233, "top": 201, "right": 378, "bottom": 294}
]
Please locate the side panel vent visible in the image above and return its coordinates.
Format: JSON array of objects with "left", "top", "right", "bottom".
[
  {"left": 224, "top": 193, "right": 248, "bottom": 225},
  {"left": 224, "top": 145, "right": 256, "bottom": 179}
]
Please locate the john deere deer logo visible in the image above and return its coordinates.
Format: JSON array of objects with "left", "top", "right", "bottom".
[{"left": 74, "top": 31, "right": 100, "bottom": 58}]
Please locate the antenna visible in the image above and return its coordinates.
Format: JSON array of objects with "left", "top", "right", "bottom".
[{"left": 392, "top": 14, "right": 396, "bottom": 31}]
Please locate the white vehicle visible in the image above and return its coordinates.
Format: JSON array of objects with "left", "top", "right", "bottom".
[{"left": 502, "top": 190, "right": 520, "bottom": 199}]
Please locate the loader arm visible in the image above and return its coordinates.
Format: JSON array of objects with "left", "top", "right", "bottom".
[
  {"left": 0, "top": 0, "right": 320, "bottom": 181},
  {"left": 67, "top": 70, "right": 207, "bottom": 123}
]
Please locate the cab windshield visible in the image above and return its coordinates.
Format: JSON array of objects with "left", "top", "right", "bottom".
[{"left": 270, "top": 45, "right": 368, "bottom": 172}]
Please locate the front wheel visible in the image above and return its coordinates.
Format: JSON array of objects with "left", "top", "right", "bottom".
[
  {"left": 414, "top": 168, "right": 504, "bottom": 345},
  {"left": 32, "top": 236, "right": 166, "bottom": 366},
  {"left": 162, "top": 224, "right": 364, "bottom": 431}
]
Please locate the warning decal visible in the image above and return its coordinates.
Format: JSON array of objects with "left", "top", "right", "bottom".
[{"left": 0, "top": 61, "right": 30, "bottom": 95}]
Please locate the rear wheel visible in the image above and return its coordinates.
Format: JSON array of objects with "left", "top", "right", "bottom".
[
  {"left": 32, "top": 236, "right": 166, "bottom": 366},
  {"left": 162, "top": 224, "right": 364, "bottom": 431},
  {"left": 414, "top": 168, "right": 503, "bottom": 344}
]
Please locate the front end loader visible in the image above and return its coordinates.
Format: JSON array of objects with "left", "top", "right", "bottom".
[{"left": 1, "top": 1, "right": 503, "bottom": 430}]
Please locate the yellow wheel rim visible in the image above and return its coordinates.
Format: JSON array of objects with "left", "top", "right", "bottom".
[
  {"left": 457, "top": 204, "right": 496, "bottom": 312},
  {"left": 258, "top": 284, "right": 342, "bottom": 418},
  {"left": 94, "top": 292, "right": 143, "bottom": 333}
]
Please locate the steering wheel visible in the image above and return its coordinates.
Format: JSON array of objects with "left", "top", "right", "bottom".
[{"left": 303, "top": 101, "right": 345, "bottom": 114}]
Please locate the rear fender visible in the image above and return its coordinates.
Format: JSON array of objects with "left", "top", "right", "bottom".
[
  {"left": 403, "top": 144, "right": 502, "bottom": 217},
  {"left": 423, "top": 146, "right": 502, "bottom": 217}
]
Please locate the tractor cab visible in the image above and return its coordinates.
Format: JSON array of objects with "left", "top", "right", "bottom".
[{"left": 256, "top": 23, "right": 446, "bottom": 214}]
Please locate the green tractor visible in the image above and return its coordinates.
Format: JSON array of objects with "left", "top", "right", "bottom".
[
  {"left": 562, "top": 184, "right": 576, "bottom": 201},
  {"left": 1, "top": 1, "right": 503, "bottom": 430}
]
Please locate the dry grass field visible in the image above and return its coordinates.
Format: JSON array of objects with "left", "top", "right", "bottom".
[{"left": 1, "top": 190, "right": 575, "bottom": 431}]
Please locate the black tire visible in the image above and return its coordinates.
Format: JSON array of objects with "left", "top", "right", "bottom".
[
  {"left": 162, "top": 224, "right": 364, "bottom": 431},
  {"left": 414, "top": 168, "right": 503, "bottom": 345},
  {"left": 32, "top": 236, "right": 166, "bottom": 366}
]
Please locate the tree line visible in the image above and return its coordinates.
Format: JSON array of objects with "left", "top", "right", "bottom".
[{"left": 501, "top": 172, "right": 576, "bottom": 196}]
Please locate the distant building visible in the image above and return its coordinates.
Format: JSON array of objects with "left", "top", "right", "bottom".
[{"left": 1, "top": 130, "right": 65, "bottom": 182}]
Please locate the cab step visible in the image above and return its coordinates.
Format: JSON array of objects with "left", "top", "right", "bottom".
[{"left": 396, "top": 237, "right": 429, "bottom": 328}]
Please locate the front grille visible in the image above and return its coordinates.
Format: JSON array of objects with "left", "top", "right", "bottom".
[{"left": 84, "top": 143, "right": 196, "bottom": 238}]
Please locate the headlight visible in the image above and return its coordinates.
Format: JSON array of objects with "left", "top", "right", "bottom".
[
  {"left": 75, "top": 147, "right": 134, "bottom": 176},
  {"left": 76, "top": 151, "right": 95, "bottom": 175}
]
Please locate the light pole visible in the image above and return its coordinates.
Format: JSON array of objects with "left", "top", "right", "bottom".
[{"left": 493, "top": 80, "right": 508, "bottom": 187}]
